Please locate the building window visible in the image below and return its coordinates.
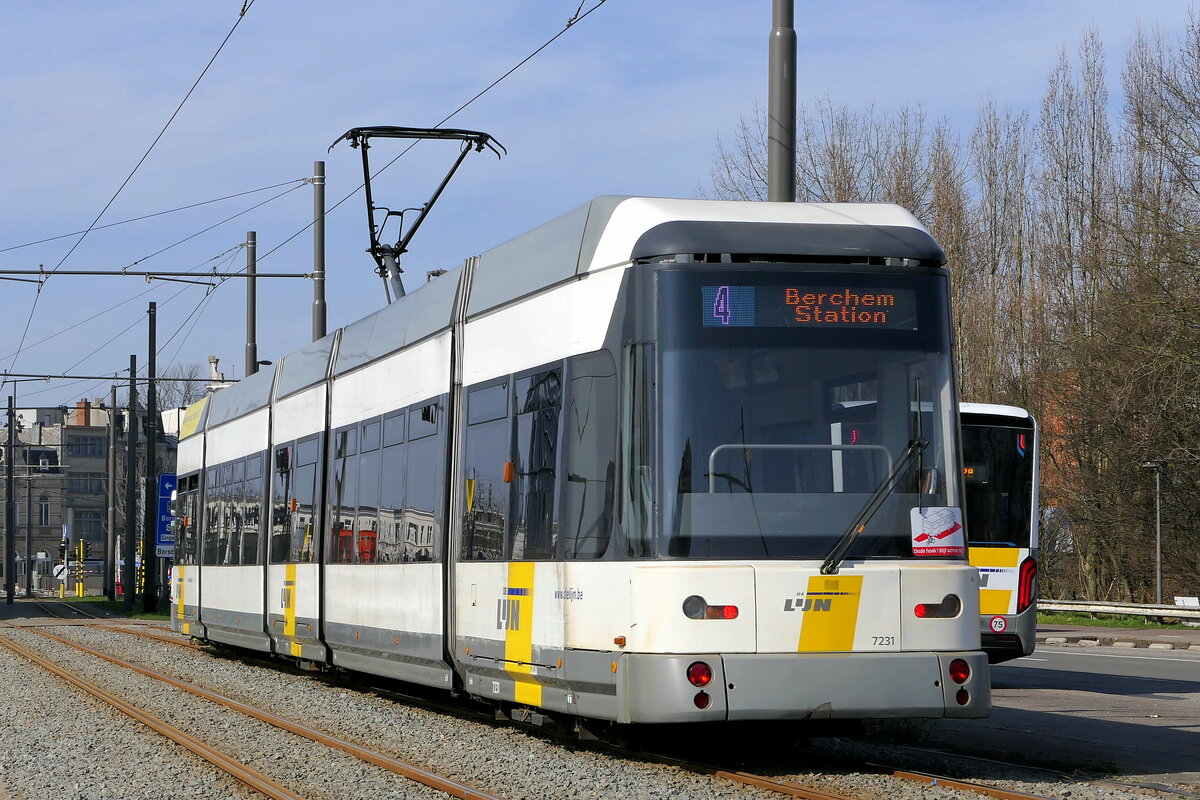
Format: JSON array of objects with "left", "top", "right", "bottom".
[
  {"left": 38, "top": 500, "right": 50, "bottom": 527},
  {"left": 67, "top": 472, "right": 104, "bottom": 494},
  {"left": 67, "top": 436, "right": 107, "bottom": 458},
  {"left": 75, "top": 511, "right": 104, "bottom": 542}
]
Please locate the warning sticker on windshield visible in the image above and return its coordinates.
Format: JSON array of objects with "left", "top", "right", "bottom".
[{"left": 910, "top": 507, "right": 965, "bottom": 557}]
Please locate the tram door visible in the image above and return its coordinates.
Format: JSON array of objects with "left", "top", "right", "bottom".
[
  {"left": 171, "top": 472, "right": 203, "bottom": 636},
  {"left": 266, "top": 435, "right": 327, "bottom": 662}
]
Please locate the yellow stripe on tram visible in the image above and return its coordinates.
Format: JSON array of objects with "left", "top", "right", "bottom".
[
  {"left": 504, "top": 561, "right": 541, "bottom": 706},
  {"left": 968, "top": 547, "right": 1021, "bottom": 569},
  {"left": 176, "top": 565, "right": 185, "bottom": 620},
  {"left": 798, "top": 575, "right": 864, "bottom": 652},
  {"left": 284, "top": 563, "right": 302, "bottom": 657}
]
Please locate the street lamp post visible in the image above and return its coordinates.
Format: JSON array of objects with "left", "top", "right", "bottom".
[{"left": 1141, "top": 462, "right": 1163, "bottom": 605}]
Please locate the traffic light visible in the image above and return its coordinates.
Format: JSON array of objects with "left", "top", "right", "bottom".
[
  {"left": 58, "top": 539, "right": 67, "bottom": 563},
  {"left": 83, "top": 540, "right": 92, "bottom": 558}
]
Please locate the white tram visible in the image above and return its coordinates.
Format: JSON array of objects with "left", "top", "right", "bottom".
[
  {"left": 960, "top": 403, "right": 1039, "bottom": 663},
  {"left": 173, "top": 197, "right": 990, "bottom": 723}
]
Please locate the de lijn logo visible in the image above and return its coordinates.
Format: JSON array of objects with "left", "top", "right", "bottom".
[
  {"left": 783, "top": 594, "right": 833, "bottom": 613},
  {"left": 496, "top": 587, "right": 528, "bottom": 631}
]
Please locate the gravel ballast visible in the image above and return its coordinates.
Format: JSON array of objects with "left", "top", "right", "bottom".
[{"left": 0, "top": 613, "right": 1180, "bottom": 800}]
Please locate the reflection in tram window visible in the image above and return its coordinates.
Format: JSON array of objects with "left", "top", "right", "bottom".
[
  {"left": 510, "top": 368, "right": 561, "bottom": 560},
  {"left": 462, "top": 382, "right": 509, "bottom": 561},
  {"left": 562, "top": 351, "right": 617, "bottom": 560}
]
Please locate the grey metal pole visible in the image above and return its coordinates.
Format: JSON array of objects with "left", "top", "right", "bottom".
[
  {"left": 313, "top": 161, "right": 327, "bottom": 341},
  {"left": 124, "top": 356, "right": 137, "bottom": 611},
  {"left": 246, "top": 231, "right": 258, "bottom": 376},
  {"left": 5, "top": 394, "right": 15, "bottom": 604},
  {"left": 106, "top": 384, "right": 117, "bottom": 601},
  {"left": 143, "top": 303, "right": 158, "bottom": 614},
  {"left": 768, "top": 0, "right": 797, "bottom": 202},
  {"left": 25, "top": 479, "right": 31, "bottom": 598},
  {"left": 1155, "top": 468, "right": 1162, "bottom": 605}
]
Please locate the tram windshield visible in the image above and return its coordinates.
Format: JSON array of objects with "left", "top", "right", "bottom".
[
  {"left": 654, "top": 268, "right": 960, "bottom": 560},
  {"left": 961, "top": 419, "right": 1035, "bottom": 547}
]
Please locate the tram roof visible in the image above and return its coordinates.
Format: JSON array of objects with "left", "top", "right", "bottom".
[
  {"left": 465, "top": 196, "right": 945, "bottom": 317},
  {"left": 959, "top": 402, "right": 1035, "bottom": 422}
]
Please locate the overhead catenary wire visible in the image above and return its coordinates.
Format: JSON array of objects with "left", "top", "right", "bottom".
[
  {"left": 255, "top": 0, "right": 609, "bottom": 265},
  {"left": 0, "top": 244, "right": 246, "bottom": 365},
  {"left": 0, "top": 178, "right": 307, "bottom": 255},
  {"left": 16, "top": 249, "right": 241, "bottom": 404},
  {"left": 0, "top": 178, "right": 303, "bottom": 373},
  {"left": 4, "top": 0, "right": 258, "bottom": 384}
]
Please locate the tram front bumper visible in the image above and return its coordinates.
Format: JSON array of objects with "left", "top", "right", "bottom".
[{"left": 617, "top": 650, "right": 990, "bottom": 723}]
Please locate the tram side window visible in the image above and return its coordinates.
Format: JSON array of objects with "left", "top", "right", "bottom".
[
  {"left": 226, "top": 459, "right": 246, "bottom": 565},
  {"left": 269, "top": 437, "right": 321, "bottom": 564},
  {"left": 405, "top": 401, "right": 444, "bottom": 562},
  {"left": 461, "top": 382, "right": 509, "bottom": 561},
  {"left": 623, "top": 344, "right": 655, "bottom": 558},
  {"left": 269, "top": 446, "right": 292, "bottom": 563},
  {"left": 510, "top": 368, "right": 562, "bottom": 560},
  {"left": 175, "top": 473, "right": 201, "bottom": 566},
  {"left": 243, "top": 453, "right": 263, "bottom": 565},
  {"left": 356, "top": 420, "right": 382, "bottom": 564},
  {"left": 202, "top": 466, "right": 223, "bottom": 565},
  {"left": 562, "top": 352, "right": 617, "bottom": 559},
  {"left": 378, "top": 411, "right": 406, "bottom": 563},
  {"left": 328, "top": 426, "right": 359, "bottom": 563}
]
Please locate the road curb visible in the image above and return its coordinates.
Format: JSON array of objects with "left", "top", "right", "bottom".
[{"left": 1036, "top": 634, "right": 1193, "bottom": 651}]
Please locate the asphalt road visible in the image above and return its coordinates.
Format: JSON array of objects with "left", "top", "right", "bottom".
[{"left": 927, "top": 645, "right": 1200, "bottom": 789}]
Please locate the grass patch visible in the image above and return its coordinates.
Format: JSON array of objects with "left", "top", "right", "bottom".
[
  {"left": 67, "top": 595, "right": 170, "bottom": 621},
  {"left": 1038, "top": 610, "right": 1194, "bottom": 630}
]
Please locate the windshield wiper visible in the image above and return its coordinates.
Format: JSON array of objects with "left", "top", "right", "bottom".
[{"left": 820, "top": 436, "right": 928, "bottom": 575}]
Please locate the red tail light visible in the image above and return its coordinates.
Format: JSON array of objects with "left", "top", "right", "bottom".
[
  {"left": 682, "top": 595, "right": 738, "bottom": 620},
  {"left": 1016, "top": 557, "right": 1037, "bottom": 614},
  {"left": 914, "top": 594, "right": 961, "bottom": 619},
  {"left": 715, "top": 604, "right": 739, "bottom": 620},
  {"left": 949, "top": 658, "right": 970, "bottom": 684},
  {"left": 687, "top": 661, "right": 713, "bottom": 687},
  {"left": 694, "top": 691, "right": 711, "bottom": 709},
  {"left": 956, "top": 688, "right": 970, "bottom": 705}
]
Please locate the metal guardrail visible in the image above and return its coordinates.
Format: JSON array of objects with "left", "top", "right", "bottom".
[{"left": 1040, "top": 599, "right": 1200, "bottom": 620}]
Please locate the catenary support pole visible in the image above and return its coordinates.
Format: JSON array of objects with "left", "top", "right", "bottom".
[
  {"left": 767, "top": 0, "right": 796, "bottom": 202},
  {"left": 124, "top": 356, "right": 137, "bottom": 611},
  {"left": 5, "top": 393, "right": 15, "bottom": 604},
  {"left": 106, "top": 384, "right": 117, "bottom": 601},
  {"left": 25, "top": 479, "right": 31, "bottom": 598},
  {"left": 1154, "top": 467, "right": 1162, "bottom": 605},
  {"left": 246, "top": 231, "right": 258, "bottom": 376},
  {"left": 143, "top": 303, "right": 158, "bottom": 614},
  {"left": 313, "top": 161, "right": 327, "bottom": 342}
]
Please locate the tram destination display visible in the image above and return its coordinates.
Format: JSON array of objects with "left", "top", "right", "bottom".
[{"left": 702, "top": 284, "right": 919, "bottom": 330}]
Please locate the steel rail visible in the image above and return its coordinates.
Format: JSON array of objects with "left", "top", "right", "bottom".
[
  {"left": 27, "top": 627, "right": 503, "bottom": 800},
  {"left": 96, "top": 624, "right": 207, "bottom": 650},
  {"left": 710, "top": 769, "right": 860, "bottom": 799},
  {"left": 0, "top": 631, "right": 305, "bottom": 800},
  {"left": 892, "top": 769, "right": 1054, "bottom": 800}
]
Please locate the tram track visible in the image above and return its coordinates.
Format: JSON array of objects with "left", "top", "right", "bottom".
[
  {"left": 23, "top": 616, "right": 1171, "bottom": 800},
  {"left": 1, "top": 622, "right": 505, "bottom": 800},
  {"left": 0, "top": 628, "right": 304, "bottom": 800}
]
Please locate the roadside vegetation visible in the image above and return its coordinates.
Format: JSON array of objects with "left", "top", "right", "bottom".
[{"left": 707, "top": 21, "right": 1200, "bottom": 605}]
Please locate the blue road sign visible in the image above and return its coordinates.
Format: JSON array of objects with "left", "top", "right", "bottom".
[{"left": 155, "top": 473, "right": 177, "bottom": 558}]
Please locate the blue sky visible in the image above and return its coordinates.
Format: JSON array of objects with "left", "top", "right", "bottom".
[{"left": 1, "top": 1, "right": 1195, "bottom": 407}]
